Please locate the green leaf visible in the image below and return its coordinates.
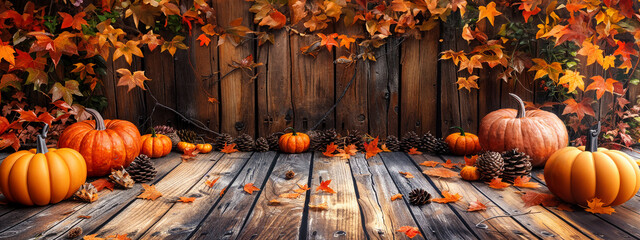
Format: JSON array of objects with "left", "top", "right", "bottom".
[{"left": 630, "top": 79, "right": 639, "bottom": 85}]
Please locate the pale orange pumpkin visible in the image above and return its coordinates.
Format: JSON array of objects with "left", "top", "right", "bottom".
[
  {"left": 479, "top": 93, "right": 568, "bottom": 167},
  {"left": 196, "top": 143, "right": 213, "bottom": 153},
  {"left": 140, "top": 132, "right": 172, "bottom": 158},
  {"left": 460, "top": 166, "right": 480, "bottom": 181},
  {"left": 544, "top": 123, "right": 640, "bottom": 207}
]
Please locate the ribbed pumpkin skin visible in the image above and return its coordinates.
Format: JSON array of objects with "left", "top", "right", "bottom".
[
  {"left": 460, "top": 166, "right": 480, "bottom": 181},
  {"left": 544, "top": 146, "right": 640, "bottom": 207},
  {"left": 58, "top": 120, "right": 141, "bottom": 176},
  {"left": 196, "top": 144, "right": 213, "bottom": 153},
  {"left": 177, "top": 142, "right": 195, "bottom": 152},
  {"left": 0, "top": 148, "right": 87, "bottom": 206},
  {"left": 141, "top": 134, "right": 172, "bottom": 158},
  {"left": 479, "top": 109, "right": 568, "bottom": 167},
  {"left": 279, "top": 132, "right": 310, "bottom": 153},
  {"left": 445, "top": 132, "right": 481, "bottom": 155}
]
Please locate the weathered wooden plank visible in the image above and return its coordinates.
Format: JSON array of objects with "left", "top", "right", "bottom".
[
  {"left": 336, "top": 25, "right": 368, "bottom": 134},
  {"left": 257, "top": 29, "right": 292, "bottom": 136},
  {"left": 238, "top": 153, "right": 312, "bottom": 239},
  {"left": 368, "top": 38, "right": 400, "bottom": 137},
  {"left": 190, "top": 152, "right": 278, "bottom": 239},
  {"left": 143, "top": 47, "right": 176, "bottom": 127},
  {"left": 114, "top": 56, "right": 146, "bottom": 125},
  {"left": 440, "top": 21, "right": 462, "bottom": 137},
  {"left": 102, "top": 48, "right": 118, "bottom": 119},
  {"left": 141, "top": 152, "right": 255, "bottom": 239},
  {"left": 0, "top": 152, "right": 186, "bottom": 239},
  {"left": 400, "top": 28, "right": 439, "bottom": 136},
  {"left": 350, "top": 154, "right": 424, "bottom": 240},
  {"left": 379, "top": 152, "right": 475, "bottom": 239},
  {"left": 307, "top": 153, "right": 364, "bottom": 239}
]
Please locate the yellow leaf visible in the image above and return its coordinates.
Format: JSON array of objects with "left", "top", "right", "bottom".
[
  {"left": 558, "top": 70, "right": 585, "bottom": 93},
  {"left": 113, "top": 40, "right": 143, "bottom": 65},
  {"left": 116, "top": 68, "right": 150, "bottom": 92},
  {"left": 161, "top": 36, "right": 189, "bottom": 56},
  {"left": 456, "top": 75, "right": 479, "bottom": 92},
  {"left": 477, "top": 2, "right": 502, "bottom": 26}
]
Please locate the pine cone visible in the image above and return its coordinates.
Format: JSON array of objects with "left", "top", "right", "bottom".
[
  {"left": 255, "top": 137, "right": 270, "bottom": 152},
  {"left": 311, "top": 129, "right": 339, "bottom": 151},
  {"left": 177, "top": 129, "right": 199, "bottom": 143},
  {"left": 267, "top": 132, "right": 284, "bottom": 151},
  {"left": 501, "top": 149, "right": 533, "bottom": 182},
  {"left": 109, "top": 168, "right": 134, "bottom": 189},
  {"left": 384, "top": 135, "right": 401, "bottom": 152},
  {"left": 67, "top": 227, "right": 82, "bottom": 239},
  {"left": 214, "top": 133, "right": 234, "bottom": 151},
  {"left": 153, "top": 125, "right": 175, "bottom": 135},
  {"left": 285, "top": 170, "right": 295, "bottom": 179},
  {"left": 420, "top": 132, "right": 450, "bottom": 154},
  {"left": 343, "top": 130, "right": 364, "bottom": 150},
  {"left": 400, "top": 131, "right": 420, "bottom": 151},
  {"left": 477, "top": 151, "right": 504, "bottom": 181},
  {"left": 166, "top": 132, "right": 181, "bottom": 147},
  {"left": 409, "top": 188, "right": 431, "bottom": 205},
  {"left": 126, "top": 154, "right": 157, "bottom": 183},
  {"left": 234, "top": 134, "right": 255, "bottom": 152}
]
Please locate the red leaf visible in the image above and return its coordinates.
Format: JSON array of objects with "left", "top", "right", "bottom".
[
  {"left": 488, "top": 178, "right": 511, "bottom": 189},
  {"left": 244, "top": 183, "right": 260, "bottom": 194},
  {"left": 316, "top": 179, "right": 336, "bottom": 194},
  {"left": 521, "top": 191, "right": 558, "bottom": 208},
  {"left": 467, "top": 199, "right": 488, "bottom": 211},
  {"left": 562, "top": 98, "right": 595, "bottom": 121},
  {"left": 396, "top": 226, "right": 421, "bottom": 238},
  {"left": 259, "top": 10, "right": 286, "bottom": 29},
  {"left": 59, "top": 12, "right": 88, "bottom": 30},
  {"left": 91, "top": 178, "right": 115, "bottom": 192}
]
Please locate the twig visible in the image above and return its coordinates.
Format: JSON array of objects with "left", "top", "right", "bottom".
[{"left": 475, "top": 210, "right": 540, "bottom": 229}]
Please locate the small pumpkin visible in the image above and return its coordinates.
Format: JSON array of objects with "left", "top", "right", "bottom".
[
  {"left": 479, "top": 93, "right": 568, "bottom": 167},
  {"left": 544, "top": 122, "right": 640, "bottom": 207},
  {"left": 177, "top": 142, "right": 196, "bottom": 152},
  {"left": 278, "top": 128, "right": 310, "bottom": 153},
  {"left": 445, "top": 127, "right": 482, "bottom": 155},
  {"left": 460, "top": 166, "right": 480, "bottom": 181},
  {"left": 196, "top": 143, "right": 213, "bottom": 153},
  {"left": 58, "top": 108, "right": 141, "bottom": 177},
  {"left": 140, "top": 131, "right": 172, "bottom": 158},
  {"left": 0, "top": 125, "right": 87, "bottom": 206}
]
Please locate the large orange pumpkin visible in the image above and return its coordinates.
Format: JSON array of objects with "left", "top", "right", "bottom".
[
  {"left": 479, "top": 93, "right": 568, "bottom": 167},
  {"left": 445, "top": 127, "right": 481, "bottom": 155},
  {"left": 278, "top": 128, "right": 310, "bottom": 153},
  {"left": 58, "top": 108, "right": 141, "bottom": 176},
  {"left": 0, "top": 125, "right": 87, "bottom": 206},
  {"left": 544, "top": 123, "right": 640, "bottom": 207},
  {"left": 140, "top": 132, "right": 172, "bottom": 158}
]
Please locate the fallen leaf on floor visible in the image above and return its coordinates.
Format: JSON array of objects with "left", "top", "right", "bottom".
[
  {"left": 244, "top": 183, "right": 260, "bottom": 194},
  {"left": 91, "top": 178, "right": 114, "bottom": 192},
  {"left": 536, "top": 173, "right": 545, "bottom": 182},
  {"left": 269, "top": 199, "right": 281, "bottom": 205},
  {"left": 464, "top": 155, "right": 478, "bottom": 166},
  {"left": 220, "top": 187, "right": 226, "bottom": 197},
  {"left": 78, "top": 215, "right": 91, "bottom": 219},
  {"left": 364, "top": 137, "right": 383, "bottom": 159},
  {"left": 441, "top": 159, "right": 458, "bottom": 169},
  {"left": 205, "top": 177, "right": 220, "bottom": 188},
  {"left": 344, "top": 144, "right": 358, "bottom": 155},
  {"left": 137, "top": 184, "right": 163, "bottom": 201},
  {"left": 520, "top": 191, "right": 557, "bottom": 208},
  {"left": 221, "top": 143, "right": 239, "bottom": 154},
  {"left": 294, "top": 183, "right": 310, "bottom": 193},
  {"left": 585, "top": 198, "right": 616, "bottom": 215},
  {"left": 399, "top": 171, "right": 414, "bottom": 179},
  {"left": 323, "top": 142, "right": 338, "bottom": 157},
  {"left": 488, "top": 178, "right": 511, "bottom": 189},
  {"left": 557, "top": 203, "right": 574, "bottom": 212},
  {"left": 316, "top": 180, "right": 336, "bottom": 194},
  {"left": 178, "top": 197, "right": 196, "bottom": 203},
  {"left": 391, "top": 194, "right": 403, "bottom": 201},
  {"left": 83, "top": 234, "right": 104, "bottom": 240},
  {"left": 467, "top": 200, "right": 487, "bottom": 211},
  {"left": 381, "top": 144, "right": 391, "bottom": 152},
  {"left": 396, "top": 226, "right": 421, "bottom": 238},
  {"left": 106, "top": 234, "right": 131, "bottom": 240},
  {"left": 279, "top": 193, "right": 300, "bottom": 199},
  {"left": 309, "top": 202, "right": 328, "bottom": 210},
  {"left": 408, "top": 148, "right": 422, "bottom": 155},
  {"left": 432, "top": 190, "right": 463, "bottom": 203},
  {"left": 420, "top": 160, "right": 439, "bottom": 167},
  {"left": 181, "top": 148, "right": 200, "bottom": 161},
  {"left": 513, "top": 176, "right": 540, "bottom": 188},
  {"left": 422, "top": 168, "right": 458, "bottom": 178}
]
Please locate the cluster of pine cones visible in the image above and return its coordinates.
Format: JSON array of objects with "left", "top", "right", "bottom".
[
  {"left": 475, "top": 149, "right": 532, "bottom": 182},
  {"left": 308, "top": 129, "right": 365, "bottom": 151}
]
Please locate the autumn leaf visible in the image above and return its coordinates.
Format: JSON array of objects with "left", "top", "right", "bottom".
[
  {"left": 50, "top": 80, "right": 83, "bottom": 105},
  {"left": 529, "top": 58, "right": 563, "bottom": 82},
  {"left": 279, "top": 193, "right": 300, "bottom": 199},
  {"left": 399, "top": 171, "right": 414, "bottom": 179},
  {"left": 586, "top": 76, "right": 617, "bottom": 100},
  {"left": 197, "top": 34, "right": 211, "bottom": 47},
  {"left": 577, "top": 41, "right": 604, "bottom": 66},
  {"left": 432, "top": 190, "right": 463, "bottom": 203},
  {"left": 91, "top": 178, "right": 115, "bottom": 192},
  {"left": 59, "top": 12, "right": 88, "bottom": 30},
  {"left": 422, "top": 168, "right": 458, "bottom": 178},
  {"left": 391, "top": 193, "right": 403, "bottom": 201},
  {"left": 338, "top": 35, "right": 356, "bottom": 49},
  {"left": 269, "top": 199, "right": 282, "bottom": 205},
  {"left": 140, "top": 30, "right": 163, "bottom": 51},
  {"left": 440, "top": 50, "right": 467, "bottom": 66},
  {"left": 178, "top": 197, "right": 196, "bottom": 203},
  {"left": 26, "top": 68, "right": 47, "bottom": 88},
  {"left": 83, "top": 234, "right": 105, "bottom": 240},
  {"left": 520, "top": 191, "right": 557, "bottom": 208},
  {"left": 344, "top": 144, "right": 358, "bottom": 155},
  {"left": 420, "top": 161, "right": 439, "bottom": 167},
  {"left": 323, "top": 142, "right": 338, "bottom": 157},
  {"left": 381, "top": 144, "right": 391, "bottom": 152},
  {"left": 317, "top": 33, "right": 339, "bottom": 52},
  {"left": 106, "top": 234, "right": 131, "bottom": 240},
  {"left": 536, "top": 173, "right": 545, "bottom": 182},
  {"left": 477, "top": 2, "right": 502, "bottom": 26},
  {"left": 15, "top": 109, "right": 54, "bottom": 125},
  {"left": 71, "top": 63, "right": 96, "bottom": 80},
  {"left": 259, "top": 10, "right": 286, "bottom": 29},
  {"left": 396, "top": 226, "right": 421, "bottom": 238},
  {"left": 309, "top": 202, "right": 329, "bottom": 210},
  {"left": 294, "top": 183, "right": 310, "bottom": 194},
  {"left": 458, "top": 54, "right": 483, "bottom": 74},
  {"left": 205, "top": 176, "right": 220, "bottom": 188},
  {"left": 244, "top": 183, "right": 260, "bottom": 194},
  {"left": 585, "top": 198, "right": 615, "bottom": 215},
  {"left": 364, "top": 137, "right": 383, "bottom": 159},
  {"left": 467, "top": 200, "right": 488, "bottom": 211},
  {"left": 113, "top": 40, "right": 144, "bottom": 65},
  {"left": 456, "top": 76, "right": 479, "bottom": 92},
  {"left": 207, "top": 97, "right": 218, "bottom": 104},
  {"left": 316, "top": 179, "right": 336, "bottom": 194},
  {"left": 562, "top": 98, "right": 595, "bottom": 121},
  {"left": 441, "top": 159, "right": 458, "bottom": 169},
  {"left": 0, "top": 41, "right": 15, "bottom": 65},
  {"left": 221, "top": 142, "right": 239, "bottom": 154},
  {"left": 513, "top": 176, "right": 540, "bottom": 188},
  {"left": 181, "top": 147, "right": 200, "bottom": 161},
  {"left": 407, "top": 148, "right": 422, "bottom": 155},
  {"left": 464, "top": 155, "right": 478, "bottom": 166},
  {"left": 137, "top": 184, "right": 163, "bottom": 201},
  {"left": 613, "top": 40, "right": 637, "bottom": 63},
  {"left": 220, "top": 187, "right": 226, "bottom": 196},
  {"left": 602, "top": 55, "right": 616, "bottom": 70},
  {"left": 304, "top": 14, "right": 328, "bottom": 32},
  {"left": 488, "top": 177, "right": 511, "bottom": 189},
  {"left": 161, "top": 35, "right": 189, "bottom": 56},
  {"left": 558, "top": 70, "right": 584, "bottom": 93},
  {"left": 78, "top": 215, "right": 92, "bottom": 219},
  {"left": 116, "top": 69, "right": 150, "bottom": 92}
]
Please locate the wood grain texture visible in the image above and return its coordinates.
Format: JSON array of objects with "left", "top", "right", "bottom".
[
  {"left": 190, "top": 152, "right": 278, "bottom": 239},
  {"left": 336, "top": 25, "right": 368, "bottom": 134},
  {"left": 400, "top": 29, "right": 439, "bottom": 136},
  {"left": 0, "top": 152, "right": 185, "bottom": 239},
  {"left": 238, "top": 153, "right": 313, "bottom": 239},
  {"left": 350, "top": 154, "right": 424, "bottom": 240},
  {"left": 114, "top": 56, "right": 146, "bottom": 125},
  {"left": 102, "top": 48, "right": 119, "bottom": 119},
  {"left": 368, "top": 38, "right": 401, "bottom": 137},
  {"left": 307, "top": 153, "right": 365, "bottom": 239},
  {"left": 140, "top": 152, "right": 254, "bottom": 239},
  {"left": 143, "top": 47, "right": 176, "bottom": 127},
  {"left": 439, "top": 20, "right": 462, "bottom": 137}
]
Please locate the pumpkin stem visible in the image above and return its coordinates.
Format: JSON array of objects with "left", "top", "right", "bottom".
[
  {"left": 150, "top": 127, "right": 157, "bottom": 138},
  {"left": 586, "top": 121, "right": 600, "bottom": 152},
  {"left": 85, "top": 108, "right": 106, "bottom": 131},
  {"left": 451, "top": 126, "right": 466, "bottom": 136},
  {"left": 36, "top": 124, "right": 49, "bottom": 154},
  {"left": 509, "top": 93, "right": 526, "bottom": 118},
  {"left": 284, "top": 127, "right": 298, "bottom": 136}
]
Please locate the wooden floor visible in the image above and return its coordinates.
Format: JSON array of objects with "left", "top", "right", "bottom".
[{"left": 1, "top": 151, "right": 640, "bottom": 240}]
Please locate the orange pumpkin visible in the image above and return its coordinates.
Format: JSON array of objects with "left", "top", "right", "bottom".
[
  {"left": 479, "top": 93, "right": 568, "bottom": 167},
  {"left": 278, "top": 128, "right": 310, "bottom": 153},
  {"left": 445, "top": 127, "right": 481, "bottom": 155},
  {"left": 177, "top": 142, "right": 196, "bottom": 152},
  {"left": 140, "top": 132, "right": 172, "bottom": 158},
  {"left": 197, "top": 143, "right": 213, "bottom": 153},
  {"left": 0, "top": 125, "right": 87, "bottom": 206},
  {"left": 58, "top": 108, "right": 141, "bottom": 177},
  {"left": 544, "top": 123, "right": 640, "bottom": 207},
  {"left": 460, "top": 166, "right": 480, "bottom": 181}
]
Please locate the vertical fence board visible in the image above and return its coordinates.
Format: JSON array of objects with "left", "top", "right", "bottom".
[
  {"left": 102, "top": 49, "right": 118, "bottom": 119},
  {"left": 257, "top": 29, "right": 292, "bottom": 136},
  {"left": 336, "top": 25, "right": 368, "bottom": 134},
  {"left": 439, "top": 22, "right": 462, "bottom": 137},
  {"left": 368, "top": 38, "right": 400, "bottom": 137},
  {"left": 113, "top": 56, "right": 145, "bottom": 126},
  {"left": 143, "top": 48, "right": 176, "bottom": 127}
]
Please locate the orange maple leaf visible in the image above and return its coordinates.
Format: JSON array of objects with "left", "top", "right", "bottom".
[
  {"left": 178, "top": 197, "right": 196, "bottom": 203},
  {"left": 477, "top": 2, "right": 502, "bottom": 26},
  {"left": 205, "top": 176, "right": 220, "bottom": 188},
  {"left": 467, "top": 199, "right": 488, "bottom": 211},
  {"left": 71, "top": 63, "right": 96, "bottom": 80},
  {"left": 381, "top": 144, "right": 391, "bottom": 152},
  {"left": 0, "top": 41, "right": 16, "bottom": 65},
  {"left": 83, "top": 234, "right": 105, "bottom": 240},
  {"left": 422, "top": 168, "right": 458, "bottom": 178},
  {"left": 488, "top": 178, "right": 511, "bottom": 189},
  {"left": 244, "top": 183, "right": 260, "bottom": 194},
  {"left": 113, "top": 40, "right": 143, "bottom": 65},
  {"left": 181, "top": 147, "right": 200, "bottom": 161},
  {"left": 294, "top": 183, "right": 310, "bottom": 193},
  {"left": 259, "top": 10, "right": 286, "bottom": 29},
  {"left": 137, "top": 184, "right": 163, "bottom": 201},
  {"left": 458, "top": 54, "right": 483, "bottom": 74},
  {"left": 316, "top": 179, "right": 336, "bottom": 194},
  {"left": 220, "top": 187, "right": 226, "bottom": 196},
  {"left": 585, "top": 198, "right": 616, "bottom": 215},
  {"left": 399, "top": 171, "right": 414, "bottom": 179},
  {"left": 317, "top": 33, "right": 339, "bottom": 52},
  {"left": 116, "top": 68, "right": 149, "bottom": 92},
  {"left": 464, "top": 155, "right": 478, "bottom": 166},
  {"left": 335, "top": 145, "right": 357, "bottom": 159},
  {"left": 364, "top": 137, "right": 383, "bottom": 159},
  {"left": 91, "top": 178, "right": 115, "bottom": 192},
  {"left": 577, "top": 41, "right": 604, "bottom": 66},
  {"left": 456, "top": 76, "right": 479, "bottom": 92},
  {"left": 207, "top": 97, "right": 218, "bottom": 104},
  {"left": 441, "top": 159, "right": 458, "bottom": 169},
  {"left": 432, "top": 190, "right": 463, "bottom": 203},
  {"left": 269, "top": 199, "right": 282, "bottom": 205},
  {"left": 309, "top": 202, "right": 329, "bottom": 210},
  {"left": 197, "top": 34, "right": 211, "bottom": 47},
  {"left": 440, "top": 50, "right": 468, "bottom": 66},
  {"left": 106, "top": 234, "right": 131, "bottom": 240},
  {"left": 586, "top": 76, "right": 617, "bottom": 100},
  {"left": 513, "top": 176, "right": 540, "bottom": 188},
  {"left": 323, "top": 142, "right": 338, "bottom": 157},
  {"left": 562, "top": 98, "right": 595, "bottom": 121},
  {"left": 420, "top": 160, "right": 439, "bottom": 167},
  {"left": 520, "top": 191, "right": 558, "bottom": 208},
  {"left": 391, "top": 193, "right": 403, "bottom": 201},
  {"left": 140, "top": 30, "right": 163, "bottom": 51},
  {"left": 338, "top": 35, "right": 356, "bottom": 49},
  {"left": 221, "top": 142, "right": 239, "bottom": 154},
  {"left": 396, "top": 226, "right": 422, "bottom": 238},
  {"left": 279, "top": 193, "right": 300, "bottom": 199},
  {"left": 59, "top": 12, "right": 88, "bottom": 30},
  {"left": 407, "top": 148, "right": 422, "bottom": 155},
  {"left": 529, "top": 58, "right": 563, "bottom": 82},
  {"left": 558, "top": 70, "right": 584, "bottom": 93}
]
